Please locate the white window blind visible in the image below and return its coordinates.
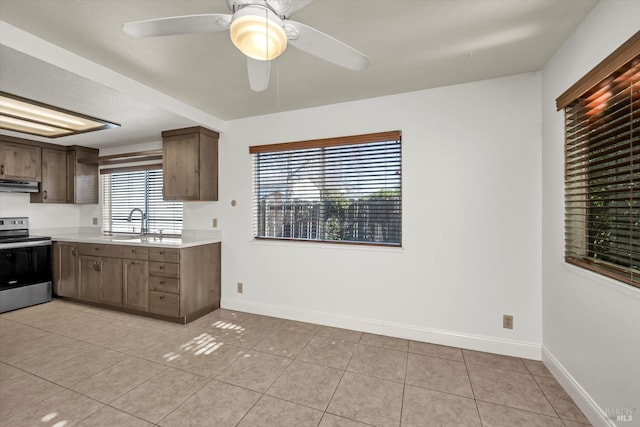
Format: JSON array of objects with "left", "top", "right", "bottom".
[
  {"left": 101, "top": 169, "right": 183, "bottom": 235},
  {"left": 250, "top": 131, "right": 402, "bottom": 246}
]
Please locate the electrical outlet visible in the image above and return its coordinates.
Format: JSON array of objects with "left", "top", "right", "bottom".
[
  {"left": 503, "top": 314, "right": 514, "bottom": 329},
  {"left": 237, "top": 282, "right": 243, "bottom": 294},
  {"left": 212, "top": 218, "right": 218, "bottom": 228},
  {"left": 92, "top": 217, "right": 98, "bottom": 225}
]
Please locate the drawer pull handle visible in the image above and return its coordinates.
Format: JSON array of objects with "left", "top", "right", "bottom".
[
  {"left": 159, "top": 265, "right": 165, "bottom": 270},
  {"left": 160, "top": 280, "right": 165, "bottom": 284},
  {"left": 71, "top": 247, "right": 77, "bottom": 256},
  {"left": 131, "top": 261, "right": 139, "bottom": 265},
  {"left": 131, "top": 249, "right": 136, "bottom": 253},
  {"left": 43, "top": 190, "right": 48, "bottom": 200},
  {"left": 0, "top": 164, "right": 4, "bottom": 175},
  {"left": 159, "top": 295, "right": 165, "bottom": 300},
  {"left": 94, "top": 247, "right": 99, "bottom": 251},
  {"left": 159, "top": 251, "right": 165, "bottom": 255}
]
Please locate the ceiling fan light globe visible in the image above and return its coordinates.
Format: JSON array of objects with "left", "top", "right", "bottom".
[{"left": 230, "top": 7, "right": 287, "bottom": 61}]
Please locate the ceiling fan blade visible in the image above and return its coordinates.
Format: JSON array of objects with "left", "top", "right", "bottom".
[
  {"left": 247, "top": 57, "right": 271, "bottom": 92},
  {"left": 123, "top": 14, "right": 231, "bottom": 38},
  {"left": 285, "top": 21, "right": 369, "bottom": 71}
]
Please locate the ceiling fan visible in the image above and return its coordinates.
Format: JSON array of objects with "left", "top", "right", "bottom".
[{"left": 123, "top": 0, "right": 369, "bottom": 92}]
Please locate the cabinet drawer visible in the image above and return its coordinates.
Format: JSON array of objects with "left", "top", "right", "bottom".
[
  {"left": 149, "top": 247, "right": 179, "bottom": 263},
  {"left": 149, "top": 276, "right": 180, "bottom": 294},
  {"left": 149, "top": 261, "right": 179, "bottom": 278},
  {"left": 122, "top": 245, "right": 149, "bottom": 260},
  {"left": 77, "top": 243, "right": 123, "bottom": 258},
  {"left": 149, "top": 291, "right": 180, "bottom": 317}
]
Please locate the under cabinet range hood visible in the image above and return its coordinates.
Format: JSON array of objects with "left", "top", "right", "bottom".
[{"left": 0, "top": 179, "right": 39, "bottom": 193}]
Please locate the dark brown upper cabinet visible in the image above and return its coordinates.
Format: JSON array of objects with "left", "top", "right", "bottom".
[
  {"left": 0, "top": 138, "right": 42, "bottom": 181},
  {"left": 162, "top": 126, "right": 219, "bottom": 201}
]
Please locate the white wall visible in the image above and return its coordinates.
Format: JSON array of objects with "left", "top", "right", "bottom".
[
  {"left": 0, "top": 192, "right": 82, "bottom": 231},
  {"left": 541, "top": 1, "right": 640, "bottom": 425},
  {"left": 218, "top": 72, "right": 543, "bottom": 358}
]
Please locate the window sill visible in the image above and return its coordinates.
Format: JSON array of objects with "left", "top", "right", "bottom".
[{"left": 251, "top": 237, "right": 404, "bottom": 253}]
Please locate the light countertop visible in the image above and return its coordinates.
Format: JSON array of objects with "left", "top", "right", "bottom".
[{"left": 51, "top": 232, "right": 221, "bottom": 249}]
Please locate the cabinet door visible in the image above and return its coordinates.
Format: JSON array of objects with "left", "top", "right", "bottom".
[
  {"left": 100, "top": 257, "right": 123, "bottom": 307},
  {"left": 32, "top": 148, "right": 67, "bottom": 203},
  {"left": 163, "top": 134, "right": 200, "bottom": 200},
  {"left": 0, "top": 141, "right": 41, "bottom": 181},
  {"left": 78, "top": 255, "right": 101, "bottom": 303},
  {"left": 53, "top": 242, "right": 77, "bottom": 298},
  {"left": 67, "top": 148, "right": 99, "bottom": 204},
  {"left": 123, "top": 259, "right": 149, "bottom": 312}
]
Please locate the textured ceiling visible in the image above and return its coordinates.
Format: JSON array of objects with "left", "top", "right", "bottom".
[{"left": 0, "top": 0, "right": 598, "bottom": 147}]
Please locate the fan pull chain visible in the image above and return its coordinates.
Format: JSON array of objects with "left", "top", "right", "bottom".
[{"left": 276, "top": 61, "right": 280, "bottom": 110}]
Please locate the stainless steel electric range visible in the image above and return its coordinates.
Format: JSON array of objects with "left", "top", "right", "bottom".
[{"left": 0, "top": 217, "right": 52, "bottom": 313}]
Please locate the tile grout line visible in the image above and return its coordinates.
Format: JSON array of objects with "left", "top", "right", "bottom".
[
  {"left": 230, "top": 319, "right": 322, "bottom": 426},
  {"left": 2, "top": 306, "right": 219, "bottom": 425},
  {"left": 256, "top": 324, "right": 379, "bottom": 424},
  {"left": 104, "top": 362, "right": 214, "bottom": 424},
  {"left": 461, "top": 349, "right": 485, "bottom": 426},
  {"left": 399, "top": 346, "right": 410, "bottom": 427},
  {"left": 250, "top": 321, "right": 330, "bottom": 420},
  {"left": 473, "top": 398, "right": 584, "bottom": 421},
  {"left": 530, "top": 372, "right": 566, "bottom": 421},
  {"left": 319, "top": 329, "right": 364, "bottom": 426},
  {"left": 1, "top": 357, "right": 152, "bottom": 424},
  {"left": 154, "top": 376, "right": 215, "bottom": 426},
  {"left": 3, "top": 302, "right": 592, "bottom": 426}
]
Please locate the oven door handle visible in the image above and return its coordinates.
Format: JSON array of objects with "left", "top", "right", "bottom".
[{"left": 0, "top": 240, "right": 52, "bottom": 250}]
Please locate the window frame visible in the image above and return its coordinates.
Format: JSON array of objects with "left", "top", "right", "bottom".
[
  {"left": 558, "top": 31, "right": 640, "bottom": 288},
  {"left": 101, "top": 164, "right": 183, "bottom": 236},
  {"left": 249, "top": 131, "right": 402, "bottom": 247}
]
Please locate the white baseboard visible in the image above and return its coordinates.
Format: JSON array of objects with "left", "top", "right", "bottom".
[
  {"left": 222, "top": 297, "right": 541, "bottom": 359},
  {"left": 542, "top": 346, "right": 613, "bottom": 427}
]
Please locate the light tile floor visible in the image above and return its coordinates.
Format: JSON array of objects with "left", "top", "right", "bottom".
[{"left": 0, "top": 299, "right": 591, "bottom": 426}]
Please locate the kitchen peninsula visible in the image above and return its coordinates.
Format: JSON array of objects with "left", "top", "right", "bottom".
[{"left": 51, "top": 233, "right": 221, "bottom": 324}]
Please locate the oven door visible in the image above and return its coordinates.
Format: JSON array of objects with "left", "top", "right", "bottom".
[{"left": 0, "top": 240, "right": 52, "bottom": 291}]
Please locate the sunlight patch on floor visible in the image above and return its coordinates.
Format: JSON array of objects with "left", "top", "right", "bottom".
[
  {"left": 41, "top": 412, "right": 68, "bottom": 426},
  {"left": 162, "top": 333, "right": 223, "bottom": 361},
  {"left": 211, "top": 320, "right": 245, "bottom": 331}
]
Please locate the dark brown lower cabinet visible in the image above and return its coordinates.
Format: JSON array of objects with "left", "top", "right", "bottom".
[
  {"left": 52, "top": 241, "right": 220, "bottom": 323},
  {"left": 123, "top": 259, "right": 149, "bottom": 312},
  {"left": 78, "top": 255, "right": 123, "bottom": 307},
  {"left": 53, "top": 242, "right": 77, "bottom": 298}
]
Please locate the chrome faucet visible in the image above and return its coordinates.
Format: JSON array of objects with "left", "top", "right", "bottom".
[{"left": 127, "top": 208, "right": 146, "bottom": 235}]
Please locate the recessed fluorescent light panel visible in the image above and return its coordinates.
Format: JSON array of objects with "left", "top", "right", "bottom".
[{"left": 0, "top": 91, "right": 120, "bottom": 138}]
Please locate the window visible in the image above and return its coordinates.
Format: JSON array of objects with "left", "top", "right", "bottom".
[
  {"left": 101, "top": 167, "right": 183, "bottom": 235},
  {"left": 559, "top": 32, "right": 639, "bottom": 287},
  {"left": 250, "top": 131, "right": 402, "bottom": 246}
]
